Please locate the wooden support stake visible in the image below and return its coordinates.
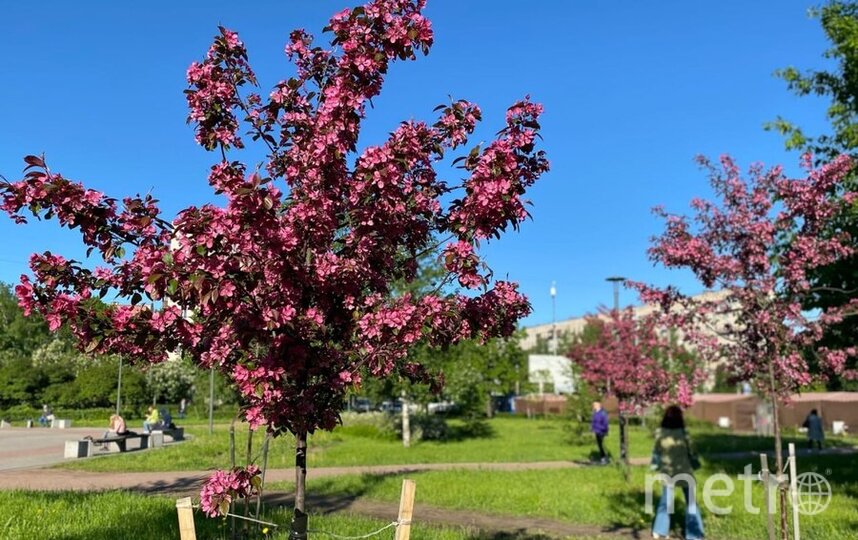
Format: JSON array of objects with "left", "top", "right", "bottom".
[
  {"left": 788, "top": 443, "right": 800, "bottom": 540},
  {"left": 760, "top": 453, "right": 775, "bottom": 540},
  {"left": 394, "top": 479, "right": 416, "bottom": 540},
  {"left": 176, "top": 496, "right": 197, "bottom": 540}
]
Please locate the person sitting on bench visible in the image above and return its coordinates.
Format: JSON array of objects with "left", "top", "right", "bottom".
[
  {"left": 39, "top": 404, "right": 54, "bottom": 427},
  {"left": 104, "top": 414, "right": 127, "bottom": 439},
  {"left": 143, "top": 406, "right": 162, "bottom": 433},
  {"left": 159, "top": 407, "right": 175, "bottom": 430}
]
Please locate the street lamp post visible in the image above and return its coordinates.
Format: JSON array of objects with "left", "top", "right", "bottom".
[
  {"left": 606, "top": 276, "right": 623, "bottom": 314},
  {"left": 115, "top": 356, "right": 123, "bottom": 416},
  {"left": 605, "top": 275, "right": 627, "bottom": 467},
  {"left": 208, "top": 367, "right": 215, "bottom": 435},
  {"left": 550, "top": 281, "right": 557, "bottom": 355}
]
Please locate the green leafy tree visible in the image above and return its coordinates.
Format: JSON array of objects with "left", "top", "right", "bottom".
[
  {"left": 0, "top": 354, "right": 47, "bottom": 408},
  {"left": 147, "top": 355, "right": 197, "bottom": 404},
  {"left": 0, "top": 282, "right": 49, "bottom": 361},
  {"left": 767, "top": 1, "right": 858, "bottom": 159},
  {"left": 420, "top": 332, "right": 526, "bottom": 420},
  {"left": 766, "top": 1, "right": 858, "bottom": 388},
  {"left": 46, "top": 356, "right": 148, "bottom": 411}
]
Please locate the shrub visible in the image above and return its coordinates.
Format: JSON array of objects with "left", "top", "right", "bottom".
[
  {"left": 391, "top": 412, "right": 450, "bottom": 442},
  {"left": 337, "top": 412, "right": 397, "bottom": 440}
]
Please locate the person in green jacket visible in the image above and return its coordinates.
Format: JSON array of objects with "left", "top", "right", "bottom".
[
  {"left": 651, "top": 405, "right": 704, "bottom": 540},
  {"left": 143, "top": 406, "right": 161, "bottom": 433}
]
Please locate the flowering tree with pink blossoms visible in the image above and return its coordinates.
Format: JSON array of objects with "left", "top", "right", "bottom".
[
  {"left": 568, "top": 307, "right": 705, "bottom": 471},
  {"left": 633, "top": 154, "right": 858, "bottom": 537},
  {"left": 0, "top": 1, "right": 548, "bottom": 535}
]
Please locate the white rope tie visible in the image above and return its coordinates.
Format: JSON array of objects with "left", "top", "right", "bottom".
[
  {"left": 308, "top": 520, "right": 411, "bottom": 539},
  {"left": 190, "top": 503, "right": 410, "bottom": 538}
]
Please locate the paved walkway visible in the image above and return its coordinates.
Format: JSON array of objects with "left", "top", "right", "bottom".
[
  {"left": 0, "top": 459, "right": 649, "bottom": 491},
  {"left": 0, "top": 426, "right": 187, "bottom": 471},
  {"left": 0, "top": 426, "right": 104, "bottom": 470}
]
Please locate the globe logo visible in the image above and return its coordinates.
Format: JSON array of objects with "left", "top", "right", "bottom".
[{"left": 795, "top": 472, "right": 831, "bottom": 516}]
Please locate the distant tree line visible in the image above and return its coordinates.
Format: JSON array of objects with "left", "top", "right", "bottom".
[{"left": 0, "top": 282, "right": 233, "bottom": 417}]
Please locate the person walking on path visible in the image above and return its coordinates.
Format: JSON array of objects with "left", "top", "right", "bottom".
[
  {"left": 590, "top": 401, "right": 609, "bottom": 464},
  {"left": 651, "top": 405, "right": 704, "bottom": 540},
  {"left": 803, "top": 409, "right": 824, "bottom": 451}
]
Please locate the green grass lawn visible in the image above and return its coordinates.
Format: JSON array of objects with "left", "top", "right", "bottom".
[
  {"left": 58, "top": 414, "right": 857, "bottom": 474},
  {"left": 59, "top": 416, "right": 656, "bottom": 472},
  {"left": 0, "top": 490, "right": 609, "bottom": 540},
  {"left": 32, "top": 415, "right": 858, "bottom": 539},
  {"left": 270, "top": 454, "right": 858, "bottom": 540}
]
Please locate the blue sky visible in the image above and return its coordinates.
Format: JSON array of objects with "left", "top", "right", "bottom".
[{"left": 0, "top": 1, "right": 834, "bottom": 326}]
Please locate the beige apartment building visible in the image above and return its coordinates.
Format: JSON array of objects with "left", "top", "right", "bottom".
[{"left": 521, "top": 290, "right": 733, "bottom": 388}]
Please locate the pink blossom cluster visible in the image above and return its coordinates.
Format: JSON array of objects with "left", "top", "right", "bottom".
[
  {"left": 186, "top": 27, "right": 257, "bottom": 150},
  {"left": 435, "top": 100, "right": 481, "bottom": 148},
  {"left": 635, "top": 154, "right": 858, "bottom": 397},
  {"left": 568, "top": 308, "right": 706, "bottom": 413},
  {"left": 0, "top": 158, "right": 169, "bottom": 263},
  {"left": 199, "top": 465, "right": 261, "bottom": 517},
  {"left": 443, "top": 241, "right": 484, "bottom": 289},
  {"left": 460, "top": 281, "right": 531, "bottom": 341},
  {"left": 448, "top": 98, "right": 549, "bottom": 240}
]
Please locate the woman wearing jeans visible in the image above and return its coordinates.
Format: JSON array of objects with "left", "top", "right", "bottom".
[{"left": 651, "top": 405, "right": 704, "bottom": 540}]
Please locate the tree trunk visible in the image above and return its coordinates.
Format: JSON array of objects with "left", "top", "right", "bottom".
[
  {"left": 228, "top": 416, "right": 237, "bottom": 539},
  {"left": 401, "top": 394, "right": 411, "bottom": 448},
  {"left": 255, "top": 434, "right": 271, "bottom": 520},
  {"left": 243, "top": 427, "right": 254, "bottom": 533},
  {"left": 772, "top": 395, "right": 788, "bottom": 540},
  {"left": 229, "top": 417, "right": 237, "bottom": 468},
  {"left": 619, "top": 410, "right": 629, "bottom": 480},
  {"left": 618, "top": 412, "right": 627, "bottom": 461},
  {"left": 768, "top": 363, "right": 787, "bottom": 540},
  {"left": 485, "top": 396, "right": 494, "bottom": 419},
  {"left": 291, "top": 432, "right": 308, "bottom": 539}
]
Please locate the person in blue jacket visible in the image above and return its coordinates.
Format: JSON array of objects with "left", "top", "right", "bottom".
[{"left": 591, "top": 401, "right": 609, "bottom": 464}]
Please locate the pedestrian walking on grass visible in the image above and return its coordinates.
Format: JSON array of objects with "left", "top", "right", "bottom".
[
  {"left": 803, "top": 409, "right": 824, "bottom": 451},
  {"left": 590, "top": 401, "right": 609, "bottom": 464},
  {"left": 651, "top": 405, "right": 704, "bottom": 540}
]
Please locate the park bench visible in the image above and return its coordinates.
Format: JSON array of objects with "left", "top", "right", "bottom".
[
  {"left": 94, "top": 432, "right": 151, "bottom": 452},
  {"left": 65, "top": 432, "right": 150, "bottom": 458},
  {"left": 161, "top": 426, "right": 185, "bottom": 441},
  {"left": 64, "top": 426, "right": 186, "bottom": 459}
]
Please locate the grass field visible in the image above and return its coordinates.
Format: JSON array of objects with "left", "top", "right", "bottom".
[
  {"left": 59, "top": 414, "right": 854, "bottom": 474},
  {"left": 25, "top": 415, "right": 858, "bottom": 539},
  {"left": 269, "top": 454, "right": 858, "bottom": 540},
  {"left": 0, "top": 491, "right": 607, "bottom": 540},
  {"left": 59, "top": 416, "right": 657, "bottom": 472}
]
